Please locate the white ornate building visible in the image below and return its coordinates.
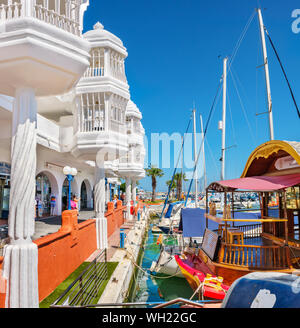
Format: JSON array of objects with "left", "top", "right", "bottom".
[{"left": 0, "top": 0, "right": 145, "bottom": 308}]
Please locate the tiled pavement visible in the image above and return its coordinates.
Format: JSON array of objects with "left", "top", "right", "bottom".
[{"left": 85, "top": 218, "right": 138, "bottom": 262}]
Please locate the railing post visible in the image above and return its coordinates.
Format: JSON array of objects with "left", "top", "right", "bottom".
[{"left": 21, "top": 0, "right": 36, "bottom": 17}]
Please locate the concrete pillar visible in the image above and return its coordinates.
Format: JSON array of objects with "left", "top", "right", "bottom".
[
  {"left": 3, "top": 88, "right": 39, "bottom": 308},
  {"left": 126, "top": 177, "right": 132, "bottom": 220},
  {"left": 94, "top": 165, "right": 107, "bottom": 249}
]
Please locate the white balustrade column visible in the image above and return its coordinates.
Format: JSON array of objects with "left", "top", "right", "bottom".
[
  {"left": 132, "top": 179, "right": 137, "bottom": 206},
  {"left": 3, "top": 88, "right": 39, "bottom": 308},
  {"left": 21, "top": 0, "right": 36, "bottom": 17},
  {"left": 126, "top": 177, "right": 132, "bottom": 220},
  {"left": 104, "top": 48, "right": 111, "bottom": 76},
  {"left": 94, "top": 165, "right": 107, "bottom": 249}
]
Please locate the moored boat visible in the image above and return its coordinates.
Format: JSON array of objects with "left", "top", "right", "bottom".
[
  {"left": 176, "top": 140, "right": 300, "bottom": 291},
  {"left": 175, "top": 251, "right": 230, "bottom": 300}
]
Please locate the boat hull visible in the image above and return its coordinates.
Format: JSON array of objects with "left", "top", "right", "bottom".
[
  {"left": 151, "top": 251, "right": 184, "bottom": 278},
  {"left": 197, "top": 248, "right": 297, "bottom": 286},
  {"left": 175, "top": 254, "right": 230, "bottom": 300}
]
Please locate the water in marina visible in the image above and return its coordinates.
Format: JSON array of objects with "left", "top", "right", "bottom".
[{"left": 130, "top": 223, "right": 194, "bottom": 307}]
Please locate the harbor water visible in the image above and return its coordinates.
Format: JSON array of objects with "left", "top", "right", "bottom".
[{"left": 129, "top": 222, "right": 194, "bottom": 307}]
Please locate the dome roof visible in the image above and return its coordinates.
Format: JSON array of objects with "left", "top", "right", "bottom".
[
  {"left": 126, "top": 100, "right": 142, "bottom": 119},
  {"left": 83, "top": 22, "right": 125, "bottom": 50}
]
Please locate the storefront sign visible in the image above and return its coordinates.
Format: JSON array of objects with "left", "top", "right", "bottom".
[{"left": 275, "top": 156, "right": 299, "bottom": 171}]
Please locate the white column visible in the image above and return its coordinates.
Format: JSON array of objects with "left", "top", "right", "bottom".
[
  {"left": 94, "top": 165, "right": 108, "bottom": 249},
  {"left": 126, "top": 177, "right": 132, "bottom": 220},
  {"left": 104, "top": 48, "right": 111, "bottom": 77},
  {"left": 21, "top": 0, "right": 36, "bottom": 17},
  {"left": 132, "top": 179, "right": 137, "bottom": 206},
  {"left": 3, "top": 88, "right": 39, "bottom": 308}
]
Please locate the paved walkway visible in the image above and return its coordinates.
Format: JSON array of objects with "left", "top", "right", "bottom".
[
  {"left": 32, "top": 210, "right": 95, "bottom": 241},
  {"left": 85, "top": 218, "right": 138, "bottom": 262}
]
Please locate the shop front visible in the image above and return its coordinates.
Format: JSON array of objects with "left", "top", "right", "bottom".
[
  {"left": 36, "top": 173, "right": 52, "bottom": 218},
  {"left": 0, "top": 162, "right": 11, "bottom": 221}
]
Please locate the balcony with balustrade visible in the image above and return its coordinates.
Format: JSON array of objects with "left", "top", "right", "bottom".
[
  {"left": 118, "top": 145, "right": 145, "bottom": 180},
  {"left": 0, "top": 0, "right": 85, "bottom": 36},
  {"left": 0, "top": 0, "right": 90, "bottom": 97},
  {"left": 71, "top": 92, "right": 128, "bottom": 162},
  {"left": 78, "top": 22, "right": 129, "bottom": 93},
  {"left": 126, "top": 101, "right": 144, "bottom": 147}
]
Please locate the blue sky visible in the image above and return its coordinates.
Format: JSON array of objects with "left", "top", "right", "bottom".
[{"left": 84, "top": 0, "right": 300, "bottom": 192}]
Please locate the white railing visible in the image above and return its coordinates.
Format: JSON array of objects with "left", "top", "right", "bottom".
[
  {"left": 82, "top": 117, "right": 105, "bottom": 133},
  {"left": 0, "top": 2, "right": 22, "bottom": 20},
  {"left": 111, "top": 68, "right": 127, "bottom": 83},
  {"left": 34, "top": 5, "right": 80, "bottom": 36},
  {"left": 84, "top": 67, "right": 105, "bottom": 78},
  {"left": 110, "top": 120, "right": 126, "bottom": 134},
  {"left": 0, "top": 2, "right": 80, "bottom": 36}
]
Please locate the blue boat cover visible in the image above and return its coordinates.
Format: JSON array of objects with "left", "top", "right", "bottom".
[
  {"left": 179, "top": 208, "right": 262, "bottom": 238},
  {"left": 165, "top": 202, "right": 183, "bottom": 218},
  {"left": 223, "top": 272, "right": 300, "bottom": 308}
]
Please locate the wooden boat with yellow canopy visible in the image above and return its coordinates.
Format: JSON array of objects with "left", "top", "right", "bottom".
[{"left": 176, "top": 140, "right": 300, "bottom": 288}]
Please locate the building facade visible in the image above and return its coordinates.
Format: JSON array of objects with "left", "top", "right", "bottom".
[{"left": 0, "top": 0, "right": 145, "bottom": 308}]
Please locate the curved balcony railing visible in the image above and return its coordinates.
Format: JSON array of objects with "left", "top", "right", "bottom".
[
  {"left": 0, "top": 2, "right": 22, "bottom": 20},
  {"left": 83, "top": 67, "right": 105, "bottom": 78},
  {"left": 34, "top": 4, "right": 80, "bottom": 36},
  {"left": 0, "top": 2, "right": 81, "bottom": 36}
]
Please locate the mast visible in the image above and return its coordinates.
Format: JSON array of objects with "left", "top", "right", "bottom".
[
  {"left": 181, "top": 135, "right": 184, "bottom": 198},
  {"left": 200, "top": 114, "right": 207, "bottom": 192},
  {"left": 257, "top": 8, "right": 275, "bottom": 141},
  {"left": 193, "top": 107, "right": 198, "bottom": 207},
  {"left": 221, "top": 57, "right": 228, "bottom": 181}
]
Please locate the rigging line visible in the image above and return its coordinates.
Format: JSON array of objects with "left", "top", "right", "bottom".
[
  {"left": 160, "top": 115, "right": 192, "bottom": 220},
  {"left": 229, "top": 69, "right": 257, "bottom": 147},
  {"left": 227, "top": 91, "right": 238, "bottom": 149},
  {"left": 216, "top": 10, "right": 256, "bottom": 102},
  {"left": 227, "top": 9, "right": 256, "bottom": 74},
  {"left": 183, "top": 10, "right": 255, "bottom": 203},
  {"left": 264, "top": 28, "right": 300, "bottom": 119},
  {"left": 205, "top": 137, "right": 219, "bottom": 178},
  {"left": 185, "top": 79, "right": 223, "bottom": 206}
]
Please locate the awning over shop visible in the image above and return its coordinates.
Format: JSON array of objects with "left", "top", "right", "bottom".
[{"left": 208, "top": 173, "right": 300, "bottom": 192}]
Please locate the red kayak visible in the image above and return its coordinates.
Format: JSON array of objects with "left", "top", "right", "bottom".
[{"left": 175, "top": 254, "right": 230, "bottom": 300}]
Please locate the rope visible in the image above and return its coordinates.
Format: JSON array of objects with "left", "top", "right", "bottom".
[
  {"left": 264, "top": 28, "right": 300, "bottom": 119},
  {"left": 227, "top": 9, "right": 256, "bottom": 73},
  {"left": 160, "top": 116, "right": 193, "bottom": 220},
  {"left": 125, "top": 246, "right": 182, "bottom": 280},
  {"left": 229, "top": 68, "right": 257, "bottom": 146}
]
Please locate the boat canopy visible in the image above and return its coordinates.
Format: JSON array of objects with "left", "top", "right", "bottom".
[
  {"left": 207, "top": 173, "right": 300, "bottom": 192},
  {"left": 180, "top": 208, "right": 262, "bottom": 238},
  {"left": 165, "top": 201, "right": 184, "bottom": 218}
]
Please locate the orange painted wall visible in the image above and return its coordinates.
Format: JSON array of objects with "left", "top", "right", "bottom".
[
  {"left": 106, "top": 201, "right": 125, "bottom": 237},
  {"left": 0, "top": 257, "right": 5, "bottom": 308},
  {"left": 35, "top": 211, "right": 97, "bottom": 302},
  {"left": 0, "top": 204, "right": 129, "bottom": 307}
]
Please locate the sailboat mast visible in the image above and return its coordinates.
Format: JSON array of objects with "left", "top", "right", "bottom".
[
  {"left": 221, "top": 57, "right": 228, "bottom": 181},
  {"left": 257, "top": 8, "right": 275, "bottom": 141},
  {"left": 200, "top": 114, "right": 207, "bottom": 191},
  {"left": 181, "top": 135, "right": 184, "bottom": 197},
  {"left": 193, "top": 108, "right": 198, "bottom": 207}
]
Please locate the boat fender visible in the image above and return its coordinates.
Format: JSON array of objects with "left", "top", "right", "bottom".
[{"left": 251, "top": 290, "right": 276, "bottom": 308}]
